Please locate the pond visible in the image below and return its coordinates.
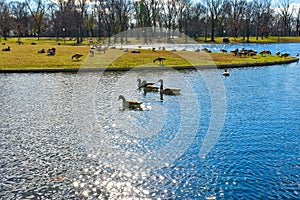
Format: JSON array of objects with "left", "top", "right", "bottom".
[{"left": 0, "top": 43, "right": 299, "bottom": 199}]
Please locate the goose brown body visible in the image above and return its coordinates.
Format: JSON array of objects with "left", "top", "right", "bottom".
[
  {"left": 72, "top": 53, "right": 83, "bottom": 60},
  {"left": 158, "top": 79, "right": 181, "bottom": 95},
  {"left": 118, "top": 95, "right": 143, "bottom": 110},
  {"left": 143, "top": 85, "right": 159, "bottom": 92},
  {"left": 153, "top": 57, "right": 166, "bottom": 64}
]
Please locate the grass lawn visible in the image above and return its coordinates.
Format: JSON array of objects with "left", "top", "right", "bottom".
[
  {"left": 109, "top": 49, "right": 298, "bottom": 68},
  {"left": 0, "top": 38, "right": 90, "bottom": 69},
  {"left": 0, "top": 37, "right": 298, "bottom": 70}
]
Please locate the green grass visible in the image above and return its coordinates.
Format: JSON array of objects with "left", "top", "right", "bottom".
[
  {"left": 0, "top": 37, "right": 298, "bottom": 70},
  {"left": 197, "top": 36, "right": 300, "bottom": 43},
  {"left": 109, "top": 49, "right": 297, "bottom": 68},
  {"left": 0, "top": 39, "right": 90, "bottom": 69}
]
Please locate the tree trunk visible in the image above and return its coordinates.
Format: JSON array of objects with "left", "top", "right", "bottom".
[{"left": 210, "top": 13, "right": 215, "bottom": 42}]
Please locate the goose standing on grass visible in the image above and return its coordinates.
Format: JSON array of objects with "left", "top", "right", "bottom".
[
  {"left": 118, "top": 95, "right": 143, "bottom": 110},
  {"left": 137, "top": 78, "right": 155, "bottom": 88},
  {"left": 72, "top": 53, "right": 83, "bottom": 60},
  {"left": 153, "top": 57, "right": 166, "bottom": 64},
  {"left": 158, "top": 79, "right": 181, "bottom": 95}
]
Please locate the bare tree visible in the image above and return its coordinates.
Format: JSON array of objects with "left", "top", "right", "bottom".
[
  {"left": 117, "top": 0, "right": 131, "bottom": 43},
  {"left": 52, "top": 0, "right": 77, "bottom": 40},
  {"left": 0, "top": 0, "right": 297, "bottom": 42},
  {"left": 25, "top": 0, "right": 47, "bottom": 40},
  {"left": 86, "top": 10, "right": 94, "bottom": 38},
  {"left": 216, "top": 0, "right": 230, "bottom": 37},
  {"left": 296, "top": 7, "right": 300, "bottom": 36},
  {"left": 10, "top": 1, "right": 28, "bottom": 42},
  {"left": 189, "top": 2, "right": 207, "bottom": 39},
  {"left": 226, "top": 0, "right": 246, "bottom": 38},
  {"left": 261, "top": 2, "right": 273, "bottom": 38},
  {"left": 177, "top": 0, "right": 191, "bottom": 40},
  {"left": 96, "top": 0, "right": 116, "bottom": 44},
  {"left": 134, "top": 0, "right": 151, "bottom": 28},
  {"left": 204, "top": 0, "right": 224, "bottom": 42},
  {"left": 252, "top": 0, "right": 272, "bottom": 40},
  {"left": 241, "top": 1, "right": 254, "bottom": 42},
  {"left": 148, "top": 0, "right": 163, "bottom": 28},
  {"left": 93, "top": 0, "right": 104, "bottom": 41},
  {"left": 277, "top": 0, "right": 295, "bottom": 36},
  {"left": 74, "top": 0, "right": 89, "bottom": 43},
  {"left": 0, "top": 0, "right": 12, "bottom": 40},
  {"left": 138, "top": 0, "right": 165, "bottom": 41},
  {"left": 161, "top": 0, "right": 179, "bottom": 42}
]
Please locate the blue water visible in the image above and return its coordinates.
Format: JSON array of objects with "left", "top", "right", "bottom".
[
  {"left": 0, "top": 43, "right": 299, "bottom": 199},
  {"left": 174, "top": 64, "right": 300, "bottom": 199}
]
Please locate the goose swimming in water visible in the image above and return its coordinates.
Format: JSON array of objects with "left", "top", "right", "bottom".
[
  {"left": 118, "top": 95, "right": 143, "bottom": 110},
  {"left": 158, "top": 79, "right": 181, "bottom": 95},
  {"left": 137, "top": 78, "right": 155, "bottom": 88},
  {"left": 143, "top": 85, "right": 159, "bottom": 92},
  {"left": 222, "top": 69, "right": 230, "bottom": 76}
]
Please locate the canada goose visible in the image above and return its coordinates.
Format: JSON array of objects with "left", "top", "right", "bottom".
[
  {"left": 72, "top": 53, "right": 83, "bottom": 60},
  {"left": 131, "top": 50, "right": 141, "bottom": 53},
  {"left": 118, "top": 95, "right": 143, "bottom": 110},
  {"left": 281, "top": 53, "right": 290, "bottom": 58},
  {"left": 2, "top": 46, "right": 11, "bottom": 51},
  {"left": 153, "top": 56, "right": 166, "bottom": 64},
  {"left": 202, "top": 48, "right": 211, "bottom": 53},
  {"left": 230, "top": 48, "right": 239, "bottom": 56},
  {"left": 158, "top": 79, "right": 181, "bottom": 95},
  {"left": 47, "top": 48, "right": 56, "bottom": 56},
  {"left": 38, "top": 48, "right": 45, "bottom": 53},
  {"left": 137, "top": 79, "right": 155, "bottom": 88},
  {"left": 223, "top": 69, "right": 230, "bottom": 76},
  {"left": 143, "top": 85, "right": 159, "bottom": 92},
  {"left": 259, "top": 50, "right": 271, "bottom": 55}
]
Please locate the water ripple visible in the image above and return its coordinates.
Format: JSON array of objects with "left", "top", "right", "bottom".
[{"left": 1, "top": 43, "right": 300, "bottom": 199}]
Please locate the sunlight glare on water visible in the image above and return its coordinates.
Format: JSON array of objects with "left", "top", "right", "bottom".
[{"left": 0, "top": 43, "right": 299, "bottom": 199}]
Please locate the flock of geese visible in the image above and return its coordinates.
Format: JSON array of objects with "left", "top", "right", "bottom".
[{"left": 118, "top": 78, "right": 181, "bottom": 111}]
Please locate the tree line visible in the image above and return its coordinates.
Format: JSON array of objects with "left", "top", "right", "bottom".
[{"left": 0, "top": 0, "right": 299, "bottom": 43}]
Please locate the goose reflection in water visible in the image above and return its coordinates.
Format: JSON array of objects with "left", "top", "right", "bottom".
[
  {"left": 157, "top": 79, "right": 181, "bottom": 101},
  {"left": 158, "top": 79, "right": 181, "bottom": 95},
  {"left": 143, "top": 85, "right": 159, "bottom": 96}
]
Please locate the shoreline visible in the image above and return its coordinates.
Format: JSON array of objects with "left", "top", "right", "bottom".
[{"left": 0, "top": 57, "right": 298, "bottom": 73}]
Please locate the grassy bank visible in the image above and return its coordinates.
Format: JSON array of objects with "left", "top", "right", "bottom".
[
  {"left": 0, "top": 37, "right": 298, "bottom": 71},
  {"left": 198, "top": 36, "right": 300, "bottom": 43},
  {"left": 0, "top": 39, "right": 90, "bottom": 69},
  {"left": 107, "top": 49, "right": 298, "bottom": 69}
]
